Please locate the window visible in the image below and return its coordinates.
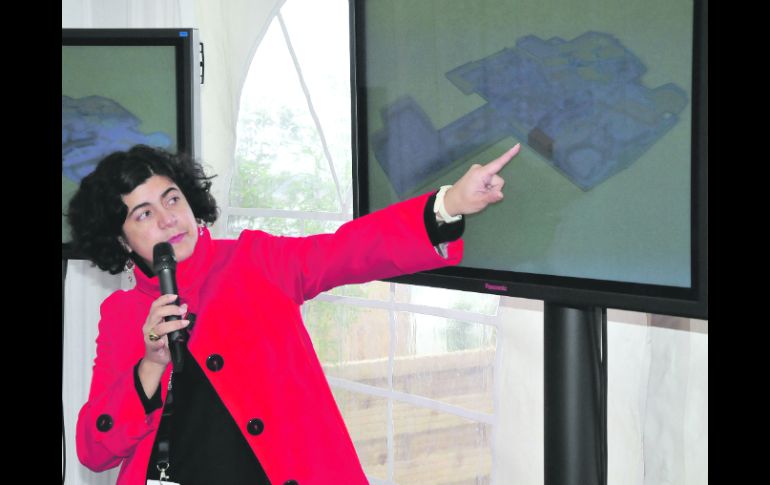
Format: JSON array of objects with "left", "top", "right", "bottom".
[{"left": 230, "top": 1, "right": 500, "bottom": 482}]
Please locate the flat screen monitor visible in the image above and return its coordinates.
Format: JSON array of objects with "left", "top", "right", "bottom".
[
  {"left": 350, "top": 0, "right": 707, "bottom": 318},
  {"left": 62, "top": 28, "right": 202, "bottom": 259}
]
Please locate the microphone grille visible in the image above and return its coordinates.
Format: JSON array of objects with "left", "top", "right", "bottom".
[{"left": 152, "top": 242, "right": 177, "bottom": 273}]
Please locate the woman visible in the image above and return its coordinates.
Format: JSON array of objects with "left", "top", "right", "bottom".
[{"left": 70, "top": 143, "right": 520, "bottom": 485}]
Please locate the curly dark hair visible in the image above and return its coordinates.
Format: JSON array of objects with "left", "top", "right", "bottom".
[{"left": 67, "top": 145, "right": 219, "bottom": 274}]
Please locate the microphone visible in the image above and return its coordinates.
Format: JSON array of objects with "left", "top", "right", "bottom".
[{"left": 153, "top": 242, "right": 189, "bottom": 372}]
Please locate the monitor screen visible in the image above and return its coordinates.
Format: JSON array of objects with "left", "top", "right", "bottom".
[
  {"left": 62, "top": 28, "right": 201, "bottom": 257},
  {"left": 351, "top": 0, "right": 707, "bottom": 318}
]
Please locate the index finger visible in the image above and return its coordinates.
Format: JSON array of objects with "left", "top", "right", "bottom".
[
  {"left": 483, "top": 143, "right": 521, "bottom": 175},
  {"left": 152, "top": 293, "right": 179, "bottom": 308}
]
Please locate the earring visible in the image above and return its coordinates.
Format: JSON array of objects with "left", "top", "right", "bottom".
[
  {"left": 198, "top": 223, "right": 205, "bottom": 237},
  {"left": 124, "top": 259, "right": 135, "bottom": 285}
]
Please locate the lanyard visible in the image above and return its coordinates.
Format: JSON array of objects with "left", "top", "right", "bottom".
[
  {"left": 155, "top": 369, "right": 175, "bottom": 481},
  {"left": 154, "top": 313, "right": 195, "bottom": 482}
]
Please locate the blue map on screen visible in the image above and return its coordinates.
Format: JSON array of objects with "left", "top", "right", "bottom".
[
  {"left": 62, "top": 95, "right": 172, "bottom": 183},
  {"left": 372, "top": 31, "right": 688, "bottom": 196}
]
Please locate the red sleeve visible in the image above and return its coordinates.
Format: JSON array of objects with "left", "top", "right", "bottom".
[
  {"left": 242, "top": 191, "right": 464, "bottom": 304},
  {"left": 76, "top": 292, "right": 164, "bottom": 471}
]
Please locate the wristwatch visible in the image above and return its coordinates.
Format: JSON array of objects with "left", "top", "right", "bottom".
[{"left": 434, "top": 185, "right": 463, "bottom": 223}]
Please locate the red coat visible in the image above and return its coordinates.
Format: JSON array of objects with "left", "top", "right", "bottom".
[{"left": 76, "top": 191, "right": 464, "bottom": 484}]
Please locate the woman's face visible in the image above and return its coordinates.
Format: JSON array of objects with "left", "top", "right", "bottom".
[{"left": 121, "top": 175, "right": 199, "bottom": 267}]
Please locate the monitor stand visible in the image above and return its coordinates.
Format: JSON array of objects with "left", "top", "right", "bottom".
[{"left": 544, "top": 302, "right": 607, "bottom": 485}]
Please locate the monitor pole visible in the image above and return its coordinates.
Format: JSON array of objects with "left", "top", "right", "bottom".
[{"left": 544, "top": 302, "right": 607, "bottom": 485}]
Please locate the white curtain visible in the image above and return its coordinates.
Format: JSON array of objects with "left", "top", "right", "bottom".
[
  {"left": 62, "top": 0, "right": 192, "bottom": 28},
  {"left": 190, "top": 0, "right": 287, "bottom": 238},
  {"left": 493, "top": 302, "right": 708, "bottom": 485},
  {"left": 63, "top": 261, "right": 129, "bottom": 485}
]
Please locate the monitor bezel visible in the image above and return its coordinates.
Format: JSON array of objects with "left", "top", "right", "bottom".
[
  {"left": 349, "top": 1, "right": 707, "bottom": 319},
  {"left": 62, "top": 28, "right": 200, "bottom": 260}
]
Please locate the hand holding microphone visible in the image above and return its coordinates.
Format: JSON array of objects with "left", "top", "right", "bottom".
[{"left": 151, "top": 242, "right": 191, "bottom": 372}]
